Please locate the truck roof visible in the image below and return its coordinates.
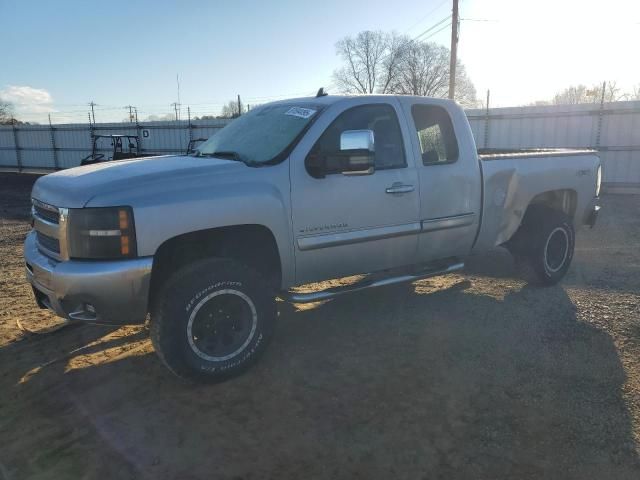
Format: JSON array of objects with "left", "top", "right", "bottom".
[{"left": 269, "top": 94, "right": 458, "bottom": 109}]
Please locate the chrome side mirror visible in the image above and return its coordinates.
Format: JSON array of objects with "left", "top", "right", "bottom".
[{"left": 339, "top": 130, "right": 375, "bottom": 175}]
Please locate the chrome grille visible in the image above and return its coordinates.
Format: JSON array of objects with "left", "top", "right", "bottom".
[
  {"left": 32, "top": 199, "right": 67, "bottom": 261},
  {"left": 36, "top": 231, "right": 60, "bottom": 254},
  {"left": 33, "top": 204, "right": 59, "bottom": 224}
]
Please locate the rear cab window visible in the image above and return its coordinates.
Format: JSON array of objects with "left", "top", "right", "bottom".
[{"left": 411, "top": 105, "right": 459, "bottom": 165}]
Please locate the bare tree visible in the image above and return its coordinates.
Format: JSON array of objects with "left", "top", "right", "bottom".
[
  {"left": 552, "top": 82, "right": 625, "bottom": 105},
  {"left": 387, "top": 41, "right": 446, "bottom": 97},
  {"left": 451, "top": 63, "right": 479, "bottom": 107},
  {"left": 386, "top": 41, "right": 477, "bottom": 107},
  {"left": 219, "top": 100, "right": 246, "bottom": 119},
  {"left": 0, "top": 98, "right": 15, "bottom": 124},
  {"left": 603, "top": 81, "right": 624, "bottom": 102},
  {"left": 378, "top": 33, "right": 410, "bottom": 94},
  {"left": 333, "top": 31, "right": 406, "bottom": 94},
  {"left": 332, "top": 31, "right": 478, "bottom": 106},
  {"left": 552, "top": 85, "right": 590, "bottom": 105}
]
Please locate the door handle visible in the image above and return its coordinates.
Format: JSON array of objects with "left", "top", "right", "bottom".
[{"left": 386, "top": 183, "right": 415, "bottom": 194}]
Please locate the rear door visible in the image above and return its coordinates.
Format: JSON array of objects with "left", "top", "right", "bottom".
[
  {"left": 397, "top": 98, "right": 482, "bottom": 263},
  {"left": 290, "top": 99, "right": 421, "bottom": 285}
]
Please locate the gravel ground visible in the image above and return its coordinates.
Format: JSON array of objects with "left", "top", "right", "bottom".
[{"left": 0, "top": 173, "right": 639, "bottom": 479}]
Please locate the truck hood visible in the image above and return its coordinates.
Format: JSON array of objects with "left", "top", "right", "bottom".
[{"left": 31, "top": 155, "right": 247, "bottom": 208}]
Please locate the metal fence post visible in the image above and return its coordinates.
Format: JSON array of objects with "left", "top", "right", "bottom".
[
  {"left": 88, "top": 112, "right": 94, "bottom": 161},
  {"left": 595, "top": 80, "right": 606, "bottom": 148},
  {"left": 11, "top": 119, "right": 22, "bottom": 171},
  {"left": 136, "top": 115, "right": 143, "bottom": 155},
  {"left": 483, "top": 89, "right": 491, "bottom": 148},
  {"left": 187, "top": 107, "right": 194, "bottom": 154},
  {"left": 48, "top": 114, "right": 59, "bottom": 169}
]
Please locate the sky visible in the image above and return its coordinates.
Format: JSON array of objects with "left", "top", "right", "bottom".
[{"left": 1, "top": 0, "right": 639, "bottom": 123}]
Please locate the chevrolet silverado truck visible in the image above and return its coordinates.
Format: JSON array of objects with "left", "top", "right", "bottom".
[{"left": 24, "top": 94, "right": 601, "bottom": 382}]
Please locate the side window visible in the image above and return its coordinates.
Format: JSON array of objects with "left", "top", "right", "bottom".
[
  {"left": 411, "top": 105, "right": 459, "bottom": 165},
  {"left": 306, "top": 104, "right": 406, "bottom": 176}
]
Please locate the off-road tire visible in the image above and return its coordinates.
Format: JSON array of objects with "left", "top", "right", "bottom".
[
  {"left": 508, "top": 206, "right": 575, "bottom": 286},
  {"left": 150, "top": 258, "right": 276, "bottom": 383}
]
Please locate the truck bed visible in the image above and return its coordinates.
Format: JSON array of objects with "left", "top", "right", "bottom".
[
  {"left": 472, "top": 148, "right": 600, "bottom": 254},
  {"left": 478, "top": 148, "right": 597, "bottom": 160}
]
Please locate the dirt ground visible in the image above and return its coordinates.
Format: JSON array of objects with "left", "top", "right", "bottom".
[{"left": 1, "top": 172, "right": 639, "bottom": 480}]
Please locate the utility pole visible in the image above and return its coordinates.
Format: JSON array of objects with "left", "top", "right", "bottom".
[
  {"left": 88, "top": 101, "right": 97, "bottom": 124},
  {"left": 171, "top": 102, "right": 180, "bottom": 121},
  {"left": 448, "top": 0, "right": 459, "bottom": 100},
  {"left": 125, "top": 105, "right": 135, "bottom": 123},
  {"left": 237, "top": 95, "right": 242, "bottom": 117}
]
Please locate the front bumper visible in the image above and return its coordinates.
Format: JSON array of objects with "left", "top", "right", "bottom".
[{"left": 24, "top": 231, "right": 153, "bottom": 325}]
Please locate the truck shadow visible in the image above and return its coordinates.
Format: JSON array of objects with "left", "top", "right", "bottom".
[
  {"left": 463, "top": 247, "right": 640, "bottom": 296},
  {"left": 462, "top": 193, "right": 640, "bottom": 296},
  {"left": 3, "top": 279, "right": 639, "bottom": 479}
]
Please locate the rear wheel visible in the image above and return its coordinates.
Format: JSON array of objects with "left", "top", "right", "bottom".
[
  {"left": 150, "top": 258, "right": 276, "bottom": 382},
  {"left": 507, "top": 206, "right": 575, "bottom": 285}
]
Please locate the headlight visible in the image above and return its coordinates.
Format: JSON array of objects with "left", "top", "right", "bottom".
[
  {"left": 596, "top": 165, "right": 602, "bottom": 197},
  {"left": 67, "top": 207, "right": 137, "bottom": 259}
]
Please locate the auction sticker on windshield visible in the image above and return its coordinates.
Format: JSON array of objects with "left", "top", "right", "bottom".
[{"left": 285, "top": 107, "right": 316, "bottom": 119}]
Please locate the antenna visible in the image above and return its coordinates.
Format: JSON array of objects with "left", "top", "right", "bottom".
[{"left": 316, "top": 87, "right": 328, "bottom": 97}]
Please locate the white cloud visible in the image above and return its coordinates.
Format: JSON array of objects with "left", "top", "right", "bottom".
[{"left": 0, "top": 85, "right": 54, "bottom": 115}]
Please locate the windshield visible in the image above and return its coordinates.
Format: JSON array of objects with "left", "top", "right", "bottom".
[{"left": 195, "top": 103, "right": 321, "bottom": 164}]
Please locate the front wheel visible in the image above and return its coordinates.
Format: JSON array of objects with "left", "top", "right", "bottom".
[
  {"left": 150, "top": 258, "right": 276, "bottom": 382},
  {"left": 510, "top": 207, "right": 575, "bottom": 286}
]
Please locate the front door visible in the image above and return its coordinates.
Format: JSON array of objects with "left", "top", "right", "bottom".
[{"left": 290, "top": 100, "right": 421, "bottom": 285}]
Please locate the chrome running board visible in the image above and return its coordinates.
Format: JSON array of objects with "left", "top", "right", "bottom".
[{"left": 282, "top": 261, "right": 464, "bottom": 304}]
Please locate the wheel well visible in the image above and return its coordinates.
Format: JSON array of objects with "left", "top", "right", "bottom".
[
  {"left": 504, "top": 189, "right": 576, "bottom": 254},
  {"left": 149, "top": 225, "right": 281, "bottom": 308},
  {"left": 526, "top": 189, "right": 577, "bottom": 220}
]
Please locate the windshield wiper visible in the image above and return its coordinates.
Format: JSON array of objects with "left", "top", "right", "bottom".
[{"left": 198, "top": 150, "right": 259, "bottom": 167}]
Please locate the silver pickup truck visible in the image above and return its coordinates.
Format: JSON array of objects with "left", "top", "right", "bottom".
[{"left": 24, "top": 94, "right": 601, "bottom": 382}]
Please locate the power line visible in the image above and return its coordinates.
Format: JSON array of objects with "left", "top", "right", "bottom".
[
  {"left": 460, "top": 18, "right": 499, "bottom": 22},
  {"left": 10, "top": 89, "right": 320, "bottom": 119},
  {"left": 412, "top": 19, "right": 453, "bottom": 43},
  {"left": 403, "top": 0, "right": 449, "bottom": 33},
  {"left": 420, "top": 21, "right": 452, "bottom": 41},
  {"left": 11, "top": 88, "right": 333, "bottom": 123},
  {"left": 413, "top": 14, "right": 452, "bottom": 40}
]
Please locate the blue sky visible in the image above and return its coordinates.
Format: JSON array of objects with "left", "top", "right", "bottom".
[{"left": 1, "top": 0, "right": 638, "bottom": 123}]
